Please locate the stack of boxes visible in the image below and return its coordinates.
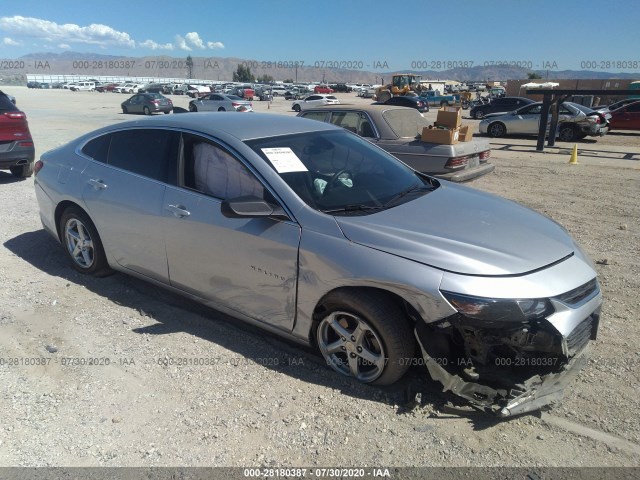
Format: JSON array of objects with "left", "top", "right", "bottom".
[{"left": 421, "top": 106, "right": 474, "bottom": 144}]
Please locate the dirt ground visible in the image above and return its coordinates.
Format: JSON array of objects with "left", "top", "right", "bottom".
[{"left": 0, "top": 87, "right": 639, "bottom": 469}]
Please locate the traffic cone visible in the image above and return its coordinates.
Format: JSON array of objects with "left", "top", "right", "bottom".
[{"left": 568, "top": 144, "right": 578, "bottom": 164}]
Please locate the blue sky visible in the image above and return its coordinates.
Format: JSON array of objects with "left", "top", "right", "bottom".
[{"left": 1, "top": 0, "right": 639, "bottom": 72}]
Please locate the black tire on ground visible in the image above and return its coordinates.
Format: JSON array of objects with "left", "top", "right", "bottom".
[
  {"left": 487, "top": 122, "right": 507, "bottom": 138},
  {"left": 292, "top": 104, "right": 301, "bottom": 112},
  {"left": 440, "top": 101, "right": 449, "bottom": 107},
  {"left": 315, "top": 289, "right": 415, "bottom": 386},
  {"left": 58, "top": 207, "right": 112, "bottom": 277},
  {"left": 189, "top": 103, "right": 198, "bottom": 112},
  {"left": 122, "top": 106, "right": 128, "bottom": 114},
  {"left": 558, "top": 124, "right": 578, "bottom": 142},
  {"left": 143, "top": 106, "right": 151, "bottom": 115},
  {"left": 218, "top": 107, "right": 225, "bottom": 112},
  {"left": 9, "top": 162, "right": 34, "bottom": 178},
  {"left": 473, "top": 110, "right": 485, "bottom": 119}
]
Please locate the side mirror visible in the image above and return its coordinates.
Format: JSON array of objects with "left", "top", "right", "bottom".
[{"left": 221, "top": 196, "right": 289, "bottom": 220}]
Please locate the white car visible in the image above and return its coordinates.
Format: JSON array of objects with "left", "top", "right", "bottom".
[
  {"left": 291, "top": 94, "right": 339, "bottom": 112},
  {"left": 69, "top": 81, "right": 96, "bottom": 92}
]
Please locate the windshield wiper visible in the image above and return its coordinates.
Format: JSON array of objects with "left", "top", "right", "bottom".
[
  {"left": 383, "top": 184, "right": 434, "bottom": 208},
  {"left": 320, "top": 204, "right": 387, "bottom": 214}
]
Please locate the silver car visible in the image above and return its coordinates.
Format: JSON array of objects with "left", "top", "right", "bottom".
[
  {"left": 479, "top": 101, "right": 609, "bottom": 141},
  {"left": 34, "top": 113, "right": 602, "bottom": 417},
  {"left": 189, "top": 93, "right": 253, "bottom": 112}
]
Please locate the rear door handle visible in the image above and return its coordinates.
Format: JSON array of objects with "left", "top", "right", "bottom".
[
  {"left": 167, "top": 204, "right": 191, "bottom": 218},
  {"left": 88, "top": 178, "right": 107, "bottom": 190}
]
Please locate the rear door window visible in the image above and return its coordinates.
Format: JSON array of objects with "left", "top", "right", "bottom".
[{"left": 107, "top": 129, "right": 180, "bottom": 183}]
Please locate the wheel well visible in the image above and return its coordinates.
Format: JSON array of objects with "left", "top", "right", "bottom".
[
  {"left": 54, "top": 201, "right": 88, "bottom": 241},
  {"left": 310, "top": 286, "right": 419, "bottom": 347}
]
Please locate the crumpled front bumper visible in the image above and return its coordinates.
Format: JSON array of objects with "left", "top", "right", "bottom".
[{"left": 415, "top": 329, "right": 588, "bottom": 417}]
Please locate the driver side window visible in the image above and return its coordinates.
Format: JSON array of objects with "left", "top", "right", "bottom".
[{"left": 182, "top": 134, "right": 264, "bottom": 200}]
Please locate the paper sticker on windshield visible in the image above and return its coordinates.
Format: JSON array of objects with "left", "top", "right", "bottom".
[{"left": 261, "top": 147, "right": 308, "bottom": 173}]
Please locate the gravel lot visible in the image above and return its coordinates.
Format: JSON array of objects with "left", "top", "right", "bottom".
[{"left": 1, "top": 87, "right": 639, "bottom": 469}]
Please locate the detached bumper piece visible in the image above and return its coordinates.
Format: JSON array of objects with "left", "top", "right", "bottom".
[{"left": 415, "top": 309, "right": 600, "bottom": 417}]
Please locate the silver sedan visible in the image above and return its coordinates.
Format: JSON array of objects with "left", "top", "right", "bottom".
[
  {"left": 188, "top": 93, "right": 253, "bottom": 112},
  {"left": 34, "top": 113, "right": 602, "bottom": 417}
]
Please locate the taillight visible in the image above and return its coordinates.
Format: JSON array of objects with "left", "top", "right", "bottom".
[
  {"left": 479, "top": 150, "right": 491, "bottom": 161},
  {"left": 34, "top": 160, "right": 43, "bottom": 175},
  {"left": 4, "top": 111, "right": 26, "bottom": 119},
  {"left": 18, "top": 141, "right": 34, "bottom": 147},
  {"left": 445, "top": 156, "right": 470, "bottom": 169}
]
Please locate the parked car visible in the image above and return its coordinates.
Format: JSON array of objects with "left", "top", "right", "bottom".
[
  {"left": 284, "top": 87, "right": 307, "bottom": 100},
  {"left": 418, "top": 90, "right": 460, "bottom": 107},
  {"left": 186, "top": 84, "right": 212, "bottom": 98},
  {"left": 121, "top": 93, "right": 173, "bottom": 115},
  {"left": 470, "top": 96, "right": 535, "bottom": 119},
  {"left": 0, "top": 90, "right": 35, "bottom": 177},
  {"left": 329, "top": 83, "right": 351, "bottom": 93},
  {"left": 479, "top": 101, "right": 609, "bottom": 141},
  {"left": 314, "top": 85, "right": 334, "bottom": 94},
  {"left": 291, "top": 94, "right": 339, "bottom": 112},
  {"left": 139, "top": 83, "right": 168, "bottom": 94},
  {"left": 95, "top": 83, "right": 119, "bottom": 93},
  {"left": 607, "top": 100, "right": 640, "bottom": 130},
  {"left": 592, "top": 98, "right": 638, "bottom": 113},
  {"left": 188, "top": 93, "right": 253, "bottom": 112},
  {"left": 297, "top": 104, "right": 493, "bottom": 182},
  {"left": 270, "top": 85, "right": 288, "bottom": 96},
  {"left": 33, "top": 112, "right": 602, "bottom": 417},
  {"left": 70, "top": 81, "right": 96, "bottom": 92},
  {"left": 383, "top": 96, "right": 429, "bottom": 113}
]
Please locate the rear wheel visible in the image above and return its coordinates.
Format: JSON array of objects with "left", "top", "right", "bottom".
[
  {"left": 315, "top": 290, "right": 415, "bottom": 386},
  {"left": 218, "top": 107, "right": 225, "bottom": 112},
  {"left": 9, "top": 162, "right": 34, "bottom": 178},
  {"left": 58, "top": 207, "right": 112, "bottom": 276},
  {"left": 473, "top": 110, "right": 485, "bottom": 119},
  {"left": 143, "top": 106, "right": 151, "bottom": 115},
  {"left": 487, "top": 122, "right": 507, "bottom": 137},
  {"left": 292, "top": 104, "right": 301, "bottom": 112},
  {"left": 440, "top": 100, "right": 449, "bottom": 107},
  {"left": 558, "top": 124, "right": 578, "bottom": 141},
  {"left": 189, "top": 103, "right": 198, "bottom": 112}
]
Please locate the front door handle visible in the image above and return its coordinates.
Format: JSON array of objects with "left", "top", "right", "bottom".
[
  {"left": 88, "top": 178, "right": 107, "bottom": 190},
  {"left": 167, "top": 204, "right": 191, "bottom": 218}
]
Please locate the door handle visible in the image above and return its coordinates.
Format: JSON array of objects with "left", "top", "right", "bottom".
[
  {"left": 167, "top": 204, "right": 191, "bottom": 218},
  {"left": 88, "top": 178, "right": 107, "bottom": 190}
]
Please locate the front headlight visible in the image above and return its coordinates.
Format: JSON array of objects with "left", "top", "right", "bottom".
[{"left": 441, "top": 291, "right": 554, "bottom": 325}]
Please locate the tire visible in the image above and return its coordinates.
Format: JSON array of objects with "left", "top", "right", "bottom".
[
  {"left": 315, "top": 290, "right": 415, "bottom": 386},
  {"left": 558, "top": 124, "right": 578, "bottom": 142},
  {"left": 473, "top": 109, "right": 485, "bottom": 120},
  {"left": 143, "top": 106, "right": 151, "bottom": 115},
  {"left": 189, "top": 103, "right": 198, "bottom": 112},
  {"left": 58, "top": 207, "right": 112, "bottom": 276},
  {"left": 218, "top": 107, "right": 225, "bottom": 112},
  {"left": 9, "top": 162, "right": 34, "bottom": 178},
  {"left": 164, "top": 110, "right": 171, "bottom": 114},
  {"left": 440, "top": 101, "right": 449, "bottom": 107},
  {"left": 122, "top": 106, "right": 128, "bottom": 114},
  {"left": 487, "top": 122, "right": 507, "bottom": 138},
  {"left": 292, "top": 104, "right": 301, "bottom": 112}
]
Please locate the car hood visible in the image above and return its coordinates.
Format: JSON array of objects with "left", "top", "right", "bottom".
[{"left": 334, "top": 183, "right": 574, "bottom": 276}]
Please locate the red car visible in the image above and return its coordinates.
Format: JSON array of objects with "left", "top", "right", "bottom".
[
  {"left": 608, "top": 100, "right": 640, "bottom": 130},
  {"left": 314, "top": 84, "right": 334, "bottom": 94},
  {"left": 0, "top": 91, "right": 35, "bottom": 177}
]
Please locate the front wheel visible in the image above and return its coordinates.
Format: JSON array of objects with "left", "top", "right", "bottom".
[
  {"left": 292, "top": 104, "right": 301, "bottom": 112},
  {"left": 473, "top": 110, "right": 485, "bottom": 119},
  {"left": 189, "top": 103, "right": 198, "bottom": 112},
  {"left": 487, "top": 122, "right": 506, "bottom": 137},
  {"left": 58, "top": 207, "right": 112, "bottom": 276},
  {"left": 315, "top": 290, "right": 415, "bottom": 386},
  {"left": 122, "top": 106, "right": 128, "bottom": 114}
]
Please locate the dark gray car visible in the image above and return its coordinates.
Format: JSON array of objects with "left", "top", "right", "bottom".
[
  {"left": 121, "top": 93, "right": 173, "bottom": 115},
  {"left": 34, "top": 113, "right": 602, "bottom": 416},
  {"left": 298, "top": 104, "right": 494, "bottom": 182}
]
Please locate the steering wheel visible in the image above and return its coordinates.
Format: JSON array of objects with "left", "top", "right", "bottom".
[{"left": 323, "top": 169, "right": 352, "bottom": 196}]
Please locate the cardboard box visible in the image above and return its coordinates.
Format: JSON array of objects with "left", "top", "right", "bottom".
[
  {"left": 421, "top": 126, "right": 459, "bottom": 144},
  {"left": 436, "top": 106, "right": 462, "bottom": 129},
  {"left": 458, "top": 124, "right": 473, "bottom": 142}
]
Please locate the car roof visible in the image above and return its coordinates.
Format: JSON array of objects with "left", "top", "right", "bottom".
[
  {"left": 90, "top": 112, "right": 340, "bottom": 141},
  {"left": 300, "top": 103, "right": 414, "bottom": 114}
]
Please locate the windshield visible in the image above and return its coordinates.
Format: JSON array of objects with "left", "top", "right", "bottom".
[
  {"left": 382, "top": 108, "right": 430, "bottom": 138},
  {"left": 246, "top": 130, "right": 436, "bottom": 215}
]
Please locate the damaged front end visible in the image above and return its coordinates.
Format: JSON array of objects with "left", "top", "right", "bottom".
[{"left": 415, "top": 279, "right": 602, "bottom": 417}]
